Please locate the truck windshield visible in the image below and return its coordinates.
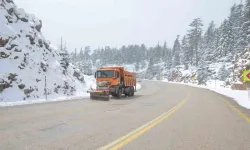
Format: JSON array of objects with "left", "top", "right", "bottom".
[{"left": 97, "top": 70, "right": 114, "bottom": 78}]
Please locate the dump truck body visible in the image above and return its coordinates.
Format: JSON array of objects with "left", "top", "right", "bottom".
[{"left": 87, "top": 66, "right": 136, "bottom": 100}]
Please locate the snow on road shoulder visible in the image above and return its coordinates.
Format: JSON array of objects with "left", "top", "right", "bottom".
[
  {"left": 0, "top": 96, "right": 88, "bottom": 107},
  {"left": 210, "top": 88, "right": 250, "bottom": 109},
  {"left": 136, "top": 83, "right": 142, "bottom": 91},
  {"left": 0, "top": 80, "right": 143, "bottom": 107},
  {"left": 0, "top": 75, "right": 94, "bottom": 107},
  {"left": 163, "top": 80, "right": 250, "bottom": 109}
]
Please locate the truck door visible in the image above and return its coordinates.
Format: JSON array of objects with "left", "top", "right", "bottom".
[{"left": 116, "top": 71, "right": 122, "bottom": 85}]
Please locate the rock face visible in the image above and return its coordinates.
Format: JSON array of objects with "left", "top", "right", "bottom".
[{"left": 0, "top": 0, "right": 87, "bottom": 102}]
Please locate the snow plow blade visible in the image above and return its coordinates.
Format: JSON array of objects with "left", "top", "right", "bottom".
[{"left": 87, "top": 89, "right": 110, "bottom": 101}]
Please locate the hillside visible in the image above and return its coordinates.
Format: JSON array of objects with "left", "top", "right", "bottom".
[
  {"left": 0, "top": 0, "right": 91, "bottom": 102},
  {"left": 70, "top": 0, "right": 250, "bottom": 90}
]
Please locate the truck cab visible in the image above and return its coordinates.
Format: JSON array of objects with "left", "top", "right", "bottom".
[{"left": 88, "top": 66, "right": 136, "bottom": 100}]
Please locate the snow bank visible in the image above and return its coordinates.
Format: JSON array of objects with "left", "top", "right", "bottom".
[
  {"left": 0, "top": 81, "right": 143, "bottom": 107},
  {"left": 136, "top": 83, "right": 141, "bottom": 90},
  {"left": 164, "top": 80, "right": 250, "bottom": 109},
  {"left": 0, "top": 95, "right": 88, "bottom": 107}
]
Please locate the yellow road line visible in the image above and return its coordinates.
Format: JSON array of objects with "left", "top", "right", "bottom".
[
  {"left": 98, "top": 93, "right": 190, "bottom": 150},
  {"left": 224, "top": 100, "right": 250, "bottom": 124}
]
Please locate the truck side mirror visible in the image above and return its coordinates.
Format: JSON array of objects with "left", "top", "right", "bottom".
[{"left": 94, "top": 72, "right": 97, "bottom": 78}]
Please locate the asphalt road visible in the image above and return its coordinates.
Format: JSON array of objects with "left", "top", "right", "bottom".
[{"left": 0, "top": 80, "right": 250, "bottom": 150}]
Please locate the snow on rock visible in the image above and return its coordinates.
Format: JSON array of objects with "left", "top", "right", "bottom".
[{"left": 0, "top": 0, "right": 92, "bottom": 105}]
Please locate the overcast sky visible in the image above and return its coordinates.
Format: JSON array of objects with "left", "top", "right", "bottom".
[{"left": 15, "top": 0, "right": 242, "bottom": 52}]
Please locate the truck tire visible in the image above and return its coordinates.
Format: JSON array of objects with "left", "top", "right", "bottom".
[
  {"left": 90, "top": 94, "right": 94, "bottom": 100},
  {"left": 104, "top": 96, "right": 110, "bottom": 101},
  {"left": 131, "top": 87, "right": 135, "bottom": 96},
  {"left": 117, "top": 88, "right": 122, "bottom": 99}
]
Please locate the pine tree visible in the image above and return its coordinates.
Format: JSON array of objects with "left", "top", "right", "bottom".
[
  {"left": 164, "top": 48, "right": 172, "bottom": 70},
  {"left": 172, "top": 35, "right": 181, "bottom": 67},
  {"left": 202, "top": 21, "right": 216, "bottom": 63},
  {"left": 146, "top": 58, "right": 154, "bottom": 79},
  {"left": 72, "top": 48, "right": 77, "bottom": 62},
  {"left": 242, "top": 0, "right": 250, "bottom": 45},
  {"left": 218, "top": 19, "right": 234, "bottom": 60},
  {"left": 59, "top": 37, "right": 70, "bottom": 74},
  {"left": 229, "top": 4, "right": 244, "bottom": 53},
  {"left": 217, "top": 64, "right": 228, "bottom": 81},
  {"left": 187, "top": 18, "right": 203, "bottom": 66},
  {"left": 197, "top": 61, "right": 208, "bottom": 85},
  {"left": 78, "top": 47, "right": 84, "bottom": 61},
  {"left": 83, "top": 46, "right": 91, "bottom": 60},
  {"left": 181, "top": 36, "right": 189, "bottom": 69},
  {"left": 135, "top": 60, "right": 140, "bottom": 71}
]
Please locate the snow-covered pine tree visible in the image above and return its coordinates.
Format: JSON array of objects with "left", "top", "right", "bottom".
[
  {"left": 71, "top": 48, "right": 77, "bottom": 62},
  {"left": 83, "top": 46, "right": 91, "bottom": 60},
  {"left": 155, "top": 42, "right": 163, "bottom": 63},
  {"left": 78, "top": 47, "right": 84, "bottom": 61},
  {"left": 202, "top": 21, "right": 216, "bottom": 64},
  {"left": 187, "top": 18, "right": 203, "bottom": 66},
  {"left": 229, "top": 3, "right": 245, "bottom": 53},
  {"left": 217, "top": 64, "right": 228, "bottom": 81},
  {"left": 172, "top": 35, "right": 181, "bottom": 67},
  {"left": 135, "top": 60, "right": 140, "bottom": 71},
  {"left": 197, "top": 61, "right": 208, "bottom": 85},
  {"left": 164, "top": 47, "right": 172, "bottom": 70},
  {"left": 145, "top": 58, "right": 154, "bottom": 79},
  {"left": 59, "top": 37, "right": 70, "bottom": 74},
  {"left": 243, "top": 0, "right": 250, "bottom": 43},
  {"left": 181, "top": 36, "right": 189, "bottom": 69},
  {"left": 82, "top": 46, "right": 92, "bottom": 75},
  {"left": 217, "top": 19, "right": 234, "bottom": 61}
]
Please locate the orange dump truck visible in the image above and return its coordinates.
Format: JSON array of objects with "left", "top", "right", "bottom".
[{"left": 87, "top": 66, "right": 136, "bottom": 100}]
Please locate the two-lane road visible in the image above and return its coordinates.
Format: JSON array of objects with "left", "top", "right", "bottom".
[{"left": 0, "top": 80, "right": 250, "bottom": 150}]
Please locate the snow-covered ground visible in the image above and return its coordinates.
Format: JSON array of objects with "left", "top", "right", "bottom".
[
  {"left": 0, "top": 81, "right": 142, "bottom": 107},
  {"left": 0, "top": 1, "right": 92, "bottom": 103},
  {"left": 162, "top": 79, "right": 250, "bottom": 109}
]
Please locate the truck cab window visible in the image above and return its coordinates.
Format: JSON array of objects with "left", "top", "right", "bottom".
[{"left": 116, "top": 71, "right": 120, "bottom": 78}]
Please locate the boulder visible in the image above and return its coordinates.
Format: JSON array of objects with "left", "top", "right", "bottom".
[
  {"left": 6, "top": 0, "right": 14, "bottom": 4},
  {"left": 0, "top": 38, "right": 8, "bottom": 47},
  {"left": 20, "top": 17, "right": 28, "bottom": 22},
  {"left": 26, "top": 35, "right": 35, "bottom": 45},
  {"left": 231, "top": 82, "right": 248, "bottom": 90},
  {"left": 35, "top": 20, "right": 42, "bottom": 32},
  {"left": 24, "top": 88, "right": 34, "bottom": 95},
  {"left": 0, "top": 52, "right": 10, "bottom": 58},
  {"left": 0, "top": 79, "right": 11, "bottom": 93},
  {"left": 73, "top": 70, "right": 85, "bottom": 83},
  {"left": 38, "top": 39, "right": 43, "bottom": 47},
  {"left": 18, "top": 84, "right": 25, "bottom": 90},
  {"left": 8, "top": 73, "right": 17, "bottom": 82}
]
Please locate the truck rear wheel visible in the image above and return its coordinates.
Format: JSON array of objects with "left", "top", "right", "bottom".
[
  {"left": 117, "top": 88, "right": 122, "bottom": 99},
  {"left": 90, "top": 94, "right": 95, "bottom": 100},
  {"left": 131, "top": 87, "right": 135, "bottom": 96}
]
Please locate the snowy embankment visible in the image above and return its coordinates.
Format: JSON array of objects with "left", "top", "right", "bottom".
[
  {"left": 0, "top": 75, "right": 94, "bottom": 107},
  {"left": 163, "top": 80, "right": 250, "bottom": 109},
  {"left": 0, "top": 80, "right": 142, "bottom": 107}
]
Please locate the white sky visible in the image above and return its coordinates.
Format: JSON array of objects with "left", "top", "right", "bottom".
[{"left": 15, "top": 0, "right": 242, "bottom": 52}]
